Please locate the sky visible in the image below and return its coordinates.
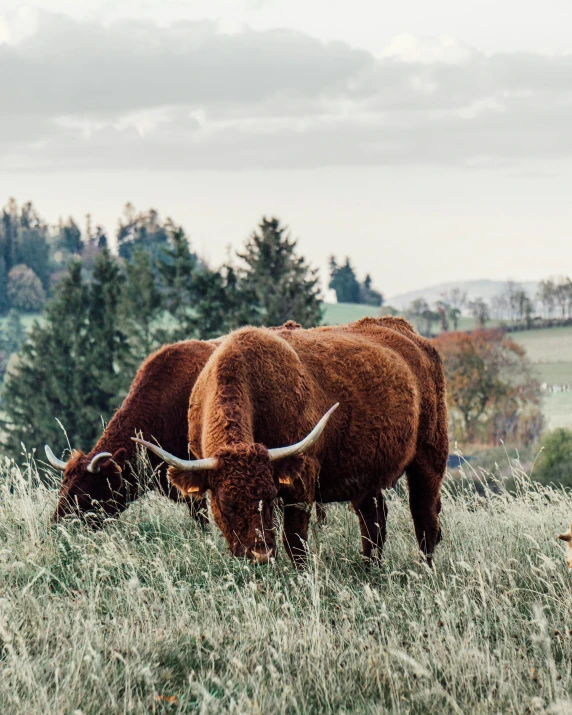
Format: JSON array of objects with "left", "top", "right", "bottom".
[{"left": 0, "top": 1, "right": 571, "bottom": 297}]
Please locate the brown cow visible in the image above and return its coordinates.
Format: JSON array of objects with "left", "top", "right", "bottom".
[
  {"left": 135, "top": 317, "right": 448, "bottom": 566},
  {"left": 46, "top": 339, "right": 218, "bottom": 525}
]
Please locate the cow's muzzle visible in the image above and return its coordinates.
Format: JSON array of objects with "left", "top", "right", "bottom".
[{"left": 249, "top": 542, "right": 276, "bottom": 565}]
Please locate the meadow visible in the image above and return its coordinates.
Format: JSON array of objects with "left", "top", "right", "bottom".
[{"left": 1, "top": 457, "right": 571, "bottom": 714}]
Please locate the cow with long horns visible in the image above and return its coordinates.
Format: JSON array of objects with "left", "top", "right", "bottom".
[
  {"left": 135, "top": 317, "right": 448, "bottom": 565},
  {"left": 46, "top": 339, "right": 219, "bottom": 524}
]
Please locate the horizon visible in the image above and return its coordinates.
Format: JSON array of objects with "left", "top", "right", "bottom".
[{"left": 1, "top": 2, "right": 571, "bottom": 294}]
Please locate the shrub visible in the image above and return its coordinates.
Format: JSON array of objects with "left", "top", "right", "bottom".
[
  {"left": 433, "top": 329, "right": 541, "bottom": 444},
  {"left": 6, "top": 265, "right": 46, "bottom": 312},
  {"left": 533, "top": 428, "right": 572, "bottom": 488}
]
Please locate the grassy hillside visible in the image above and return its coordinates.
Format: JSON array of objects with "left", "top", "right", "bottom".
[{"left": 1, "top": 461, "right": 571, "bottom": 713}]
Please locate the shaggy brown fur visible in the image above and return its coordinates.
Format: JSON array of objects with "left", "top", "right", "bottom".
[
  {"left": 169, "top": 317, "right": 448, "bottom": 565},
  {"left": 53, "top": 339, "right": 219, "bottom": 524}
]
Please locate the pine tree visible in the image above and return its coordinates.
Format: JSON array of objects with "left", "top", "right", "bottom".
[
  {"left": 328, "top": 256, "right": 361, "bottom": 304},
  {"left": 117, "top": 206, "right": 169, "bottom": 262},
  {"left": 86, "top": 249, "right": 128, "bottom": 406},
  {"left": 1, "top": 309, "right": 24, "bottom": 354},
  {"left": 0, "top": 257, "right": 9, "bottom": 314},
  {"left": 188, "top": 264, "right": 257, "bottom": 339},
  {"left": 58, "top": 218, "right": 83, "bottom": 255},
  {"left": 2, "top": 261, "right": 92, "bottom": 456},
  {"left": 1, "top": 199, "right": 51, "bottom": 296},
  {"left": 157, "top": 225, "right": 198, "bottom": 323},
  {"left": 238, "top": 217, "right": 322, "bottom": 328},
  {"left": 2, "top": 254, "right": 129, "bottom": 459},
  {"left": 359, "top": 273, "right": 383, "bottom": 307},
  {"left": 121, "top": 248, "right": 163, "bottom": 366}
]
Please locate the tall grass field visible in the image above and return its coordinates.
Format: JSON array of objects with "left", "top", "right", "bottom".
[{"left": 1, "top": 457, "right": 571, "bottom": 713}]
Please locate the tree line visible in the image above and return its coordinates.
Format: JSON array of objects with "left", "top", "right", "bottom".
[
  {"left": 406, "top": 278, "right": 572, "bottom": 336},
  {"left": 0, "top": 197, "right": 552, "bottom": 460},
  {"left": 0, "top": 204, "right": 324, "bottom": 459}
]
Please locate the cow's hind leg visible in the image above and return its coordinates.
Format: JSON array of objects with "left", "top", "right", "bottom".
[
  {"left": 352, "top": 491, "right": 388, "bottom": 562},
  {"left": 406, "top": 449, "right": 445, "bottom": 567}
]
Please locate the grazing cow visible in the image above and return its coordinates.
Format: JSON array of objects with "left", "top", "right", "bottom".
[
  {"left": 558, "top": 524, "right": 572, "bottom": 569},
  {"left": 46, "top": 339, "right": 219, "bottom": 525},
  {"left": 135, "top": 317, "right": 448, "bottom": 566}
]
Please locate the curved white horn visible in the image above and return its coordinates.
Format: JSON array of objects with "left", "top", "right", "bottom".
[
  {"left": 131, "top": 438, "right": 218, "bottom": 471},
  {"left": 87, "top": 452, "right": 113, "bottom": 474},
  {"left": 45, "top": 444, "right": 68, "bottom": 471},
  {"left": 268, "top": 403, "right": 339, "bottom": 462}
]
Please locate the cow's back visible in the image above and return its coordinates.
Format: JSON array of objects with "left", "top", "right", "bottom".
[
  {"left": 99, "top": 339, "right": 220, "bottom": 460},
  {"left": 189, "top": 322, "right": 442, "bottom": 500}
]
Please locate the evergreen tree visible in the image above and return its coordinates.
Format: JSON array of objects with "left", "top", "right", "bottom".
[
  {"left": 95, "top": 226, "right": 108, "bottom": 250},
  {"left": 117, "top": 205, "right": 169, "bottom": 262},
  {"left": 87, "top": 249, "right": 128, "bottom": 405},
  {"left": 188, "top": 264, "right": 257, "bottom": 339},
  {"left": 2, "top": 255, "right": 129, "bottom": 458},
  {"left": 16, "top": 228, "right": 51, "bottom": 291},
  {"left": 2, "top": 261, "right": 91, "bottom": 456},
  {"left": 0, "top": 257, "right": 9, "bottom": 314},
  {"left": 1, "top": 199, "right": 18, "bottom": 274},
  {"left": 1, "top": 310, "right": 24, "bottom": 355},
  {"left": 0, "top": 309, "right": 24, "bottom": 382},
  {"left": 238, "top": 217, "right": 322, "bottom": 328},
  {"left": 121, "top": 248, "right": 163, "bottom": 365},
  {"left": 329, "top": 256, "right": 361, "bottom": 303},
  {"left": 0, "top": 199, "right": 51, "bottom": 296},
  {"left": 58, "top": 218, "right": 83, "bottom": 255},
  {"left": 359, "top": 274, "right": 384, "bottom": 307},
  {"left": 157, "top": 225, "right": 198, "bottom": 322}
]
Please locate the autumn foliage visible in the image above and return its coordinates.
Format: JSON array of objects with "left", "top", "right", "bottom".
[{"left": 433, "top": 329, "right": 543, "bottom": 444}]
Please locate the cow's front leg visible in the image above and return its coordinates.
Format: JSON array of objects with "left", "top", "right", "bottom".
[
  {"left": 277, "top": 456, "right": 317, "bottom": 566},
  {"left": 282, "top": 498, "right": 312, "bottom": 566},
  {"left": 352, "top": 490, "right": 387, "bottom": 562},
  {"left": 186, "top": 496, "right": 209, "bottom": 528}
]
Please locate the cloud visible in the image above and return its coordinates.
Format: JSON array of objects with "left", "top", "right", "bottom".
[{"left": 1, "top": 10, "right": 571, "bottom": 171}]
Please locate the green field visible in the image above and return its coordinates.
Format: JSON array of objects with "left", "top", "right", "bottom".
[
  {"left": 321, "top": 303, "right": 479, "bottom": 331},
  {"left": 321, "top": 302, "right": 382, "bottom": 325},
  {"left": 508, "top": 327, "right": 572, "bottom": 428},
  {"left": 542, "top": 392, "right": 572, "bottom": 430},
  {"left": 511, "top": 327, "right": 572, "bottom": 364},
  {"left": 535, "top": 363, "right": 572, "bottom": 386},
  {"left": 1, "top": 461, "right": 572, "bottom": 714}
]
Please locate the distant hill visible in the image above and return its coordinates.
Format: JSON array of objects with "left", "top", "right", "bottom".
[{"left": 387, "top": 279, "right": 539, "bottom": 311}]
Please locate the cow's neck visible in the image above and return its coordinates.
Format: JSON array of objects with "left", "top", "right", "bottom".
[{"left": 88, "top": 390, "right": 184, "bottom": 460}]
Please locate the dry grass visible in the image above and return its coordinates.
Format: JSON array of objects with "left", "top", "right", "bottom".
[{"left": 0, "top": 457, "right": 571, "bottom": 714}]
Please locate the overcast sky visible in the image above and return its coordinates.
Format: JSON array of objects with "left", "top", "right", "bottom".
[{"left": 0, "top": 1, "right": 571, "bottom": 297}]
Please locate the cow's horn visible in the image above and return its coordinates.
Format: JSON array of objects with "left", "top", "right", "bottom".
[
  {"left": 131, "top": 438, "right": 218, "bottom": 471},
  {"left": 268, "top": 403, "right": 339, "bottom": 462},
  {"left": 87, "top": 452, "right": 113, "bottom": 473},
  {"left": 45, "top": 444, "right": 68, "bottom": 471}
]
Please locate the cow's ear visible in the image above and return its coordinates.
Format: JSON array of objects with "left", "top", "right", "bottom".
[
  {"left": 102, "top": 448, "right": 127, "bottom": 473},
  {"left": 278, "top": 475, "right": 293, "bottom": 487},
  {"left": 168, "top": 466, "right": 209, "bottom": 498}
]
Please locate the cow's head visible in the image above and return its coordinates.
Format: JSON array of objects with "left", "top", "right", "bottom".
[
  {"left": 45, "top": 445, "right": 129, "bottom": 525},
  {"left": 132, "top": 404, "right": 338, "bottom": 563}
]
